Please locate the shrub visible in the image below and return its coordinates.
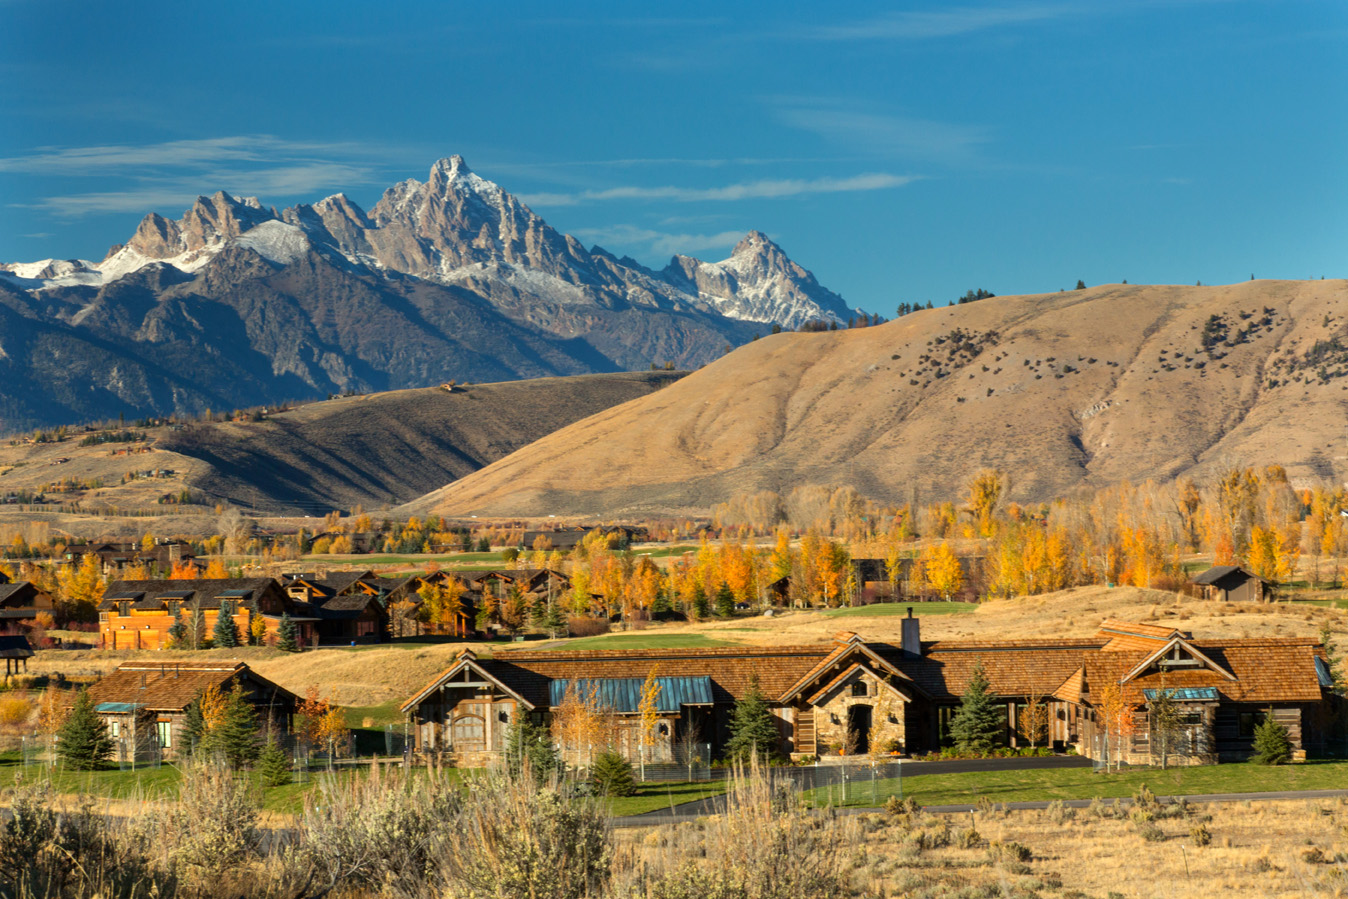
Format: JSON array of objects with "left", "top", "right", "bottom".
[
  {"left": 0, "top": 695, "right": 32, "bottom": 729},
  {"left": 590, "top": 749, "right": 637, "bottom": 797},
  {"left": 1252, "top": 715, "right": 1293, "bottom": 765},
  {"left": 567, "top": 617, "right": 610, "bottom": 638},
  {"left": 1190, "top": 822, "right": 1212, "bottom": 846},
  {"left": 155, "top": 761, "right": 261, "bottom": 878}
]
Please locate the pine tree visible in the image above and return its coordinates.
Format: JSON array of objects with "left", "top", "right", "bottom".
[
  {"left": 277, "top": 612, "right": 299, "bottom": 652},
  {"left": 166, "top": 606, "right": 187, "bottom": 648},
  {"left": 543, "top": 601, "right": 567, "bottom": 638},
  {"left": 258, "top": 737, "right": 291, "bottom": 787},
  {"left": 590, "top": 749, "right": 637, "bottom": 797},
  {"left": 948, "top": 661, "right": 1004, "bottom": 755},
  {"left": 692, "top": 583, "right": 709, "bottom": 620},
  {"left": 213, "top": 602, "right": 240, "bottom": 648},
  {"left": 714, "top": 582, "right": 735, "bottom": 618},
  {"left": 182, "top": 695, "right": 206, "bottom": 756},
  {"left": 505, "top": 713, "right": 561, "bottom": 779},
  {"left": 57, "top": 689, "right": 114, "bottom": 770},
  {"left": 190, "top": 603, "right": 207, "bottom": 649},
  {"left": 198, "top": 683, "right": 260, "bottom": 768},
  {"left": 651, "top": 587, "right": 671, "bottom": 616},
  {"left": 725, "top": 674, "right": 780, "bottom": 762},
  {"left": 1252, "top": 713, "right": 1292, "bottom": 765}
]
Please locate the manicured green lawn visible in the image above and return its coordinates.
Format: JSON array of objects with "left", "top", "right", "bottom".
[
  {"left": 822, "top": 602, "right": 978, "bottom": 619},
  {"left": 524, "top": 633, "right": 740, "bottom": 652},
  {"left": 607, "top": 780, "right": 728, "bottom": 816},
  {"left": 805, "top": 759, "right": 1348, "bottom": 808},
  {"left": 631, "top": 545, "right": 697, "bottom": 559}
]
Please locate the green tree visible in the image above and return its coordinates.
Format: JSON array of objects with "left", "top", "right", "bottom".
[
  {"left": 258, "top": 737, "right": 291, "bottom": 787},
  {"left": 724, "top": 674, "right": 780, "bottom": 762},
  {"left": 714, "top": 581, "right": 735, "bottom": 618},
  {"left": 166, "top": 606, "right": 187, "bottom": 648},
  {"left": 543, "top": 601, "right": 567, "bottom": 638},
  {"left": 691, "top": 583, "right": 709, "bottom": 620},
  {"left": 277, "top": 612, "right": 299, "bottom": 652},
  {"left": 948, "top": 661, "right": 1004, "bottom": 755},
  {"left": 1252, "top": 713, "right": 1292, "bottom": 765},
  {"left": 182, "top": 695, "right": 207, "bottom": 756},
  {"left": 589, "top": 749, "right": 636, "bottom": 797},
  {"left": 505, "top": 713, "right": 561, "bottom": 779},
  {"left": 199, "top": 683, "right": 260, "bottom": 768},
  {"left": 1075, "top": 279, "right": 1087, "bottom": 290},
  {"left": 56, "top": 689, "right": 114, "bottom": 770},
  {"left": 213, "top": 603, "right": 240, "bottom": 648}
]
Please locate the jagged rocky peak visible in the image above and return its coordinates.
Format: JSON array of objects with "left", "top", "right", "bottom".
[{"left": 126, "top": 192, "right": 277, "bottom": 259}]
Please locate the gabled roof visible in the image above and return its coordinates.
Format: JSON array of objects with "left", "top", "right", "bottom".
[
  {"left": 85, "top": 661, "right": 296, "bottom": 713},
  {"left": 1052, "top": 666, "right": 1086, "bottom": 703},
  {"left": 779, "top": 635, "right": 922, "bottom": 703},
  {"left": 803, "top": 663, "right": 915, "bottom": 705},
  {"left": 0, "top": 635, "right": 34, "bottom": 658},
  {"left": 1079, "top": 639, "right": 1325, "bottom": 705},
  {"left": 1192, "top": 565, "right": 1265, "bottom": 586},
  {"left": 101, "top": 578, "right": 278, "bottom": 612},
  {"left": 1119, "top": 637, "right": 1237, "bottom": 684},
  {"left": 400, "top": 653, "right": 536, "bottom": 713}
]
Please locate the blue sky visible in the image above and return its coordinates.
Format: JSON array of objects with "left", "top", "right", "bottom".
[{"left": 2, "top": 0, "right": 1345, "bottom": 312}]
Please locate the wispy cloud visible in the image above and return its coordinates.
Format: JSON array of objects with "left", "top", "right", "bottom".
[
  {"left": 0, "top": 136, "right": 377, "bottom": 175},
  {"left": 570, "top": 224, "right": 747, "bottom": 257},
  {"left": 774, "top": 99, "right": 990, "bottom": 163},
  {"left": 522, "top": 172, "right": 915, "bottom": 207},
  {"left": 4, "top": 136, "right": 386, "bottom": 218},
  {"left": 803, "top": 4, "right": 1076, "bottom": 41}
]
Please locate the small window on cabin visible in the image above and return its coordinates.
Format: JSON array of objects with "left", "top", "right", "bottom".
[
  {"left": 851, "top": 682, "right": 869, "bottom": 698},
  {"left": 1238, "top": 712, "right": 1259, "bottom": 739},
  {"left": 118, "top": 602, "right": 129, "bottom": 616},
  {"left": 157, "top": 720, "right": 172, "bottom": 748}
]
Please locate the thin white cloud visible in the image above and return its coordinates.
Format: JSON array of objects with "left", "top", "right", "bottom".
[
  {"left": 775, "top": 101, "right": 990, "bottom": 162},
  {"left": 523, "top": 172, "right": 915, "bottom": 207},
  {"left": 0, "top": 136, "right": 378, "bottom": 175},
  {"left": 805, "top": 4, "right": 1076, "bottom": 40},
  {"left": 571, "top": 224, "right": 747, "bottom": 257}
]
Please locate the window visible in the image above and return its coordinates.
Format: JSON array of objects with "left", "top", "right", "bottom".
[
  {"left": 156, "top": 720, "right": 172, "bottom": 748},
  {"left": 851, "top": 682, "right": 869, "bottom": 697},
  {"left": 1238, "top": 712, "right": 1259, "bottom": 739},
  {"left": 108, "top": 720, "right": 120, "bottom": 739},
  {"left": 450, "top": 715, "right": 485, "bottom": 749}
]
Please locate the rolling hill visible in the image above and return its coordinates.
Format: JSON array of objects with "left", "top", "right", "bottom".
[{"left": 403, "top": 279, "right": 1348, "bottom": 517}]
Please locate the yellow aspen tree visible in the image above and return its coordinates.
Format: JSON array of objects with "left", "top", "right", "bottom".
[
  {"left": 204, "top": 557, "right": 228, "bottom": 579},
  {"left": 966, "top": 469, "right": 1006, "bottom": 538},
  {"left": 922, "top": 542, "right": 964, "bottom": 600},
  {"left": 1247, "top": 525, "right": 1280, "bottom": 583},
  {"left": 198, "top": 682, "right": 228, "bottom": 731},
  {"left": 1098, "top": 683, "right": 1135, "bottom": 772},
  {"left": 57, "top": 552, "right": 106, "bottom": 619},
  {"left": 638, "top": 666, "right": 662, "bottom": 776}
]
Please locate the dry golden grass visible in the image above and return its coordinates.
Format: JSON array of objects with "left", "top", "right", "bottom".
[{"left": 824, "top": 798, "right": 1348, "bottom": 898}]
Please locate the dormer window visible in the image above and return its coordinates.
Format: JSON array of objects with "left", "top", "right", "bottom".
[{"left": 118, "top": 601, "right": 130, "bottom": 616}]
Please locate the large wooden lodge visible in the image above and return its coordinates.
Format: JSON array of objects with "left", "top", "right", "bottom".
[{"left": 401, "top": 612, "right": 1337, "bottom": 766}]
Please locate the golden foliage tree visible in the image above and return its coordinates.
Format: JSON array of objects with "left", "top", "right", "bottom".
[
  {"left": 921, "top": 542, "right": 963, "bottom": 600},
  {"left": 56, "top": 552, "right": 105, "bottom": 619}
]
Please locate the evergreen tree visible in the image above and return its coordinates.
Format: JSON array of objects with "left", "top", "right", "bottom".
[
  {"left": 725, "top": 674, "right": 780, "bottom": 762},
  {"left": 213, "top": 602, "right": 240, "bottom": 648},
  {"left": 166, "top": 606, "right": 187, "bottom": 648},
  {"left": 277, "top": 612, "right": 299, "bottom": 652},
  {"left": 56, "top": 689, "right": 114, "bottom": 770},
  {"left": 182, "top": 695, "right": 206, "bottom": 756},
  {"left": 692, "top": 583, "right": 709, "bottom": 620},
  {"left": 1252, "top": 713, "right": 1292, "bottom": 765},
  {"left": 543, "top": 601, "right": 567, "bottom": 638},
  {"left": 589, "top": 749, "right": 637, "bottom": 797},
  {"left": 258, "top": 737, "right": 291, "bottom": 787},
  {"left": 714, "top": 582, "right": 735, "bottom": 618},
  {"left": 651, "top": 587, "right": 672, "bottom": 617},
  {"left": 1075, "top": 279, "right": 1087, "bottom": 290},
  {"left": 199, "top": 683, "right": 260, "bottom": 768},
  {"left": 505, "top": 713, "right": 562, "bottom": 779},
  {"left": 948, "top": 661, "right": 1004, "bottom": 755},
  {"left": 190, "top": 603, "right": 208, "bottom": 649}
]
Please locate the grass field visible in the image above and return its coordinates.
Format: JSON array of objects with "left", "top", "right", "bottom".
[
  {"left": 805, "top": 759, "right": 1348, "bottom": 808},
  {"left": 821, "top": 601, "right": 978, "bottom": 619},
  {"left": 303, "top": 551, "right": 508, "bottom": 567},
  {"left": 607, "top": 780, "right": 728, "bottom": 816}
]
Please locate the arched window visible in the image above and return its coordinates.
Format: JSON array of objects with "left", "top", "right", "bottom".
[{"left": 450, "top": 714, "right": 485, "bottom": 750}]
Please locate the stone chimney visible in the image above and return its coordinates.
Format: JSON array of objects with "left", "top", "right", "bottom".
[{"left": 901, "top": 607, "right": 921, "bottom": 656}]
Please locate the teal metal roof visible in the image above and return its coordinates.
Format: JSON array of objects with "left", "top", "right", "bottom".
[
  {"left": 95, "top": 702, "right": 143, "bottom": 714},
  {"left": 1142, "top": 687, "right": 1219, "bottom": 702},
  {"left": 1315, "top": 657, "right": 1335, "bottom": 688},
  {"left": 548, "top": 676, "right": 713, "bottom": 712}
]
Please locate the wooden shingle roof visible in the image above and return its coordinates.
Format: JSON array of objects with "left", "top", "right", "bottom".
[
  {"left": 1080, "top": 639, "right": 1325, "bottom": 705},
  {"left": 85, "top": 661, "right": 296, "bottom": 713},
  {"left": 1096, "top": 619, "right": 1189, "bottom": 652}
]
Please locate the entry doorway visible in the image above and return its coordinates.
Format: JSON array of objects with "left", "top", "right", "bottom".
[{"left": 847, "top": 705, "right": 873, "bottom": 754}]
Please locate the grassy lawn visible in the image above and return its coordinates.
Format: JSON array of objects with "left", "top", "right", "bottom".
[
  {"left": 822, "top": 601, "right": 978, "bottom": 619},
  {"left": 607, "top": 779, "right": 728, "bottom": 816},
  {"left": 303, "top": 552, "right": 507, "bottom": 567},
  {"left": 631, "top": 545, "right": 697, "bottom": 559},
  {"left": 521, "top": 633, "right": 740, "bottom": 652},
  {"left": 805, "top": 759, "right": 1348, "bottom": 808}
]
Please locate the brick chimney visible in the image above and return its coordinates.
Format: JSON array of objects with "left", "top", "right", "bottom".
[{"left": 901, "top": 607, "right": 921, "bottom": 656}]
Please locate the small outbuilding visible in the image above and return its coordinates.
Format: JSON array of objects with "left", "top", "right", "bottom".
[
  {"left": 0, "top": 634, "right": 33, "bottom": 681},
  {"left": 1191, "top": 565, "right": 1269, "bottom": 603}
]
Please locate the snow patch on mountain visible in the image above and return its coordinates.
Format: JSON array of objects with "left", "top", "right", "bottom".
[{"left": 233, "top": 221, "right": 311, "bottom": 265}]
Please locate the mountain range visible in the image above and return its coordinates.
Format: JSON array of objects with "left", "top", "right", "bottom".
[{"left": 0, "top": 157, "right": 858, "bottom": 434}]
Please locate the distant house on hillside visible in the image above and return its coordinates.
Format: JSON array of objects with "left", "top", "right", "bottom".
[
  {"left": 1192, "top": 565, "right": 1269, "bottom": 602},
  {"left": 98, "top": 578, "right": 318, "bottom": 650},
  {"left": 84, "top": 661, "right": 296, "bottom": 760}
]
